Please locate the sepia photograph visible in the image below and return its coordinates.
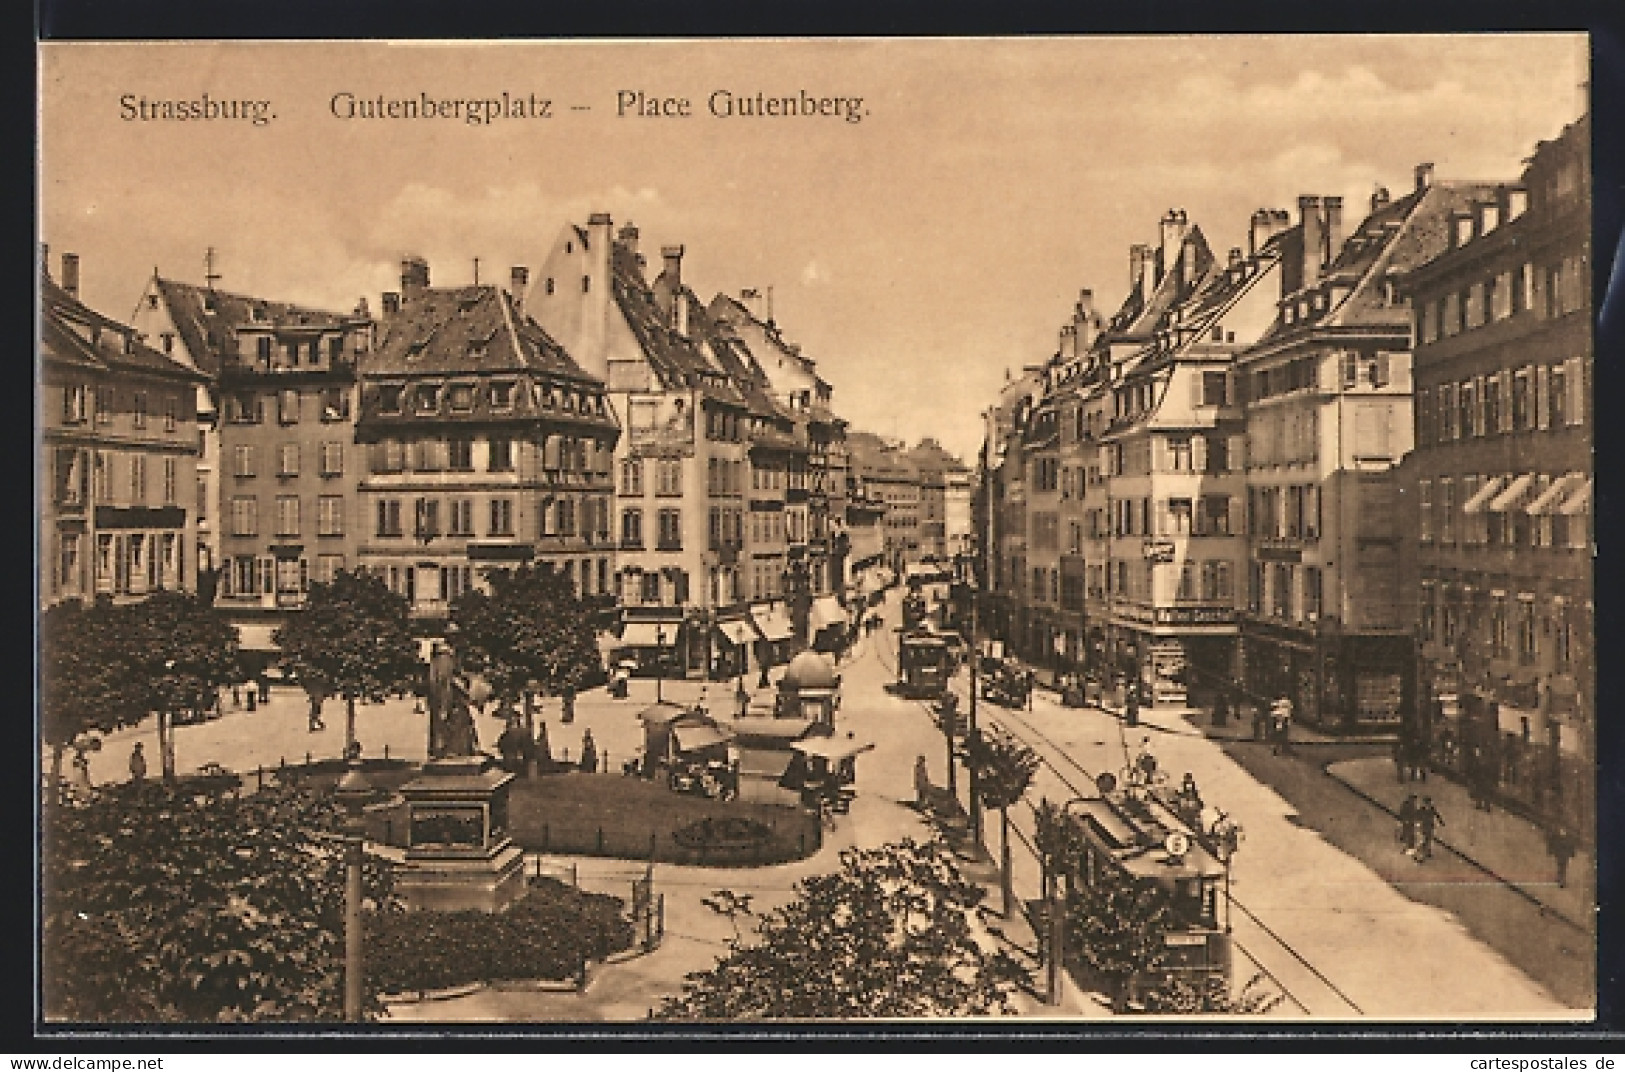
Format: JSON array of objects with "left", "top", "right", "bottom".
[{"left": 35, "top": 34, "right": 1595, "bottom": 1028}]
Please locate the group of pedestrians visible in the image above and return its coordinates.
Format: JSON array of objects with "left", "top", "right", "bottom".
[{"left": 1396, "top": 793, "right": 1445, "bottom": 862}]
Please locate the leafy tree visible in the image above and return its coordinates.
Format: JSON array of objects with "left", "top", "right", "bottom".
[
  {"left": 1064, "top": 864, "right": 1172, "bottom": 1011},
  {"left": 967, "top": 727, "right": 1039, "bottom": 918},
  {"left": 42, "top": 779, "right": 396, "bottom": 1022},
  {"left": 448, "top": 563, "right": 602, "bottom": 732},
  {"left": 122, "top": 591, "right": 244, "bottom": 781},
  {"left": 40, "top": 597, "right": 148, "bottom": 793},
  {"left": 657, "top": 838, "right": 1026, "bottom": 1019},
  {"left": 274, "top": 570, "right": 421, "bottom": 756},
  {"left": 1142, "top": 970, "right": 1284, "bottom": 1015}
]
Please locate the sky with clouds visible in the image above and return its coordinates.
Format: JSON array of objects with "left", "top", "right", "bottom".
[{"left": 40, "top": 36, "right": 1587, "bottom": 463}]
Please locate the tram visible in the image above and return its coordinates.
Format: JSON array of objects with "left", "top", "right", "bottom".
[
  {"left": 1065, "top": 772, "right": 1233, "bottom": 1006},
  {"left": 897, "top": 630, "right": 952, "bottom": 699}
]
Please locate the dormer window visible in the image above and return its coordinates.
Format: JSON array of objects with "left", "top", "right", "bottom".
[
  {"left": 489, "top": 380, "right": 515, "bottom": 411},
  {"left": 146, "top": 293, "right": 159, "bottom": 310},
  {"left": 539, "top": 384, "right": 556, "bottom": 408},
  {"left": 414, "top": 384, "right": 441, "bottom": 414},
  {"left": 447, "top": 383, "right": 476, "bottom": 413},
  {"left": 377, "top": 384, "right": 404, "bottom": 415},
  {"left": 545, "top": 278, "right": 556, "bottom": 295}
]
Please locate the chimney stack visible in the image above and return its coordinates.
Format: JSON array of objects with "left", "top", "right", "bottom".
[
  {"left": 1414, "top": 162, "right": 1435, "bottom": 192},
  {"left": 61, "top": 253, "right": 81, "bottom": 299},
  {"left": 1158, "top": 209, "right": 1189, "bottom": 284},
  {"left": 400, "top": 256, "right": 430, "bottom": 305},
  {"left": 1322, "top": 196, "right": 1344, "bottom": 266},
  {"left": 1059, "top": 324, "right": 1076, "bottom": 361},
  {"left": 510, "top": 266, "right": 529, "bottom": 314},
  {"left": 1297, "top": 196, "right": 1324, "bottom": 287},
  {"left": 618, "top": 222, "right": 640, "bottom": 265},
  {"left": 382, "top": 292, "right": 402, "bottom": 317},
  {"left": 1228, "top": 247, "right": 1244, "bottom": 269},
  {"left": 1131, "top": 243, "right": 1156, "bottom": 298},
  {"left": 1370, "top": 184, "right": 1392, "bottom": 214},
  {"left": 1249, "top": 208, "right": 1291, "bottom": 256}
]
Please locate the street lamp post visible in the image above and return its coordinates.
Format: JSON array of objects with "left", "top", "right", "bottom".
[
  {"left": 968, "top": 588, "right": 982, "bottom": 848},
  {"left": 655, "top": 624, "right": 667, "bottom": 705},
  {"left": 334, "top": 757, "right": 372, "bottom": 1022}
]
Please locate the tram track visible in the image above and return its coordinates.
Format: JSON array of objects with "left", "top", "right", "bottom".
[{"left": 870, "top": 599, "right": 1364, "bottom": 1016}]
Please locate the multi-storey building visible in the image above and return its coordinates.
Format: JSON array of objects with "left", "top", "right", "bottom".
[
  {"left": 355, "top": 257, "right": 618, "bottom": 621},
  {"left": 709, "top": 293, "right": 849, "bottom": 606},
  {"left": 527, "top": 217, "right": 758, "bottom": 676},
  {"left": 1397, "top": 114, "right": 1591, "bottom": 827},
  {"left": 41, "top": 251, "right": 204, "bottom": 608},
  {"left": 1236, "top": 170, "right": 1499, "bottom": 731},
  {"left": 978, "top": 367, "right": 1046, "bottom": 648},
  {"left": 134, "top": 276, "right": 371, "bottom": 611},
  {"left": 1092, "top": 211, "right": 1280, "bottom": 702},
  {"left": 908, "top": 438, "right": 972, "bottom": 565},
  {"left": 846, "top": 431, "right": 923, "bottom": 574}
]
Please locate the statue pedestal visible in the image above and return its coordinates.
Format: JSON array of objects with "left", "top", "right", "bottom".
[{"left": 396, "top": 754, "right": 525, "bottom": 914}]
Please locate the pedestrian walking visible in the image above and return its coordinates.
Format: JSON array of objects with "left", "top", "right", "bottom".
[
  {"left": 1212, "top": 687, "right": 1230, "bottom": 728},
  {"left": 496, "top": 714, "right": 528, "bottom": 775},
  {"left": 128, "top": 741, "right": 147, "bottom": 785},
  {"left": 914, "top": 754, "right": 930, "bottom": 807},
  {"left": 1393, "top": 738, "right": 1408, "bottom": 783},
  {"left": 1270, "top": 696, "right": 1293, "bottom": 755},
  {"left": 257, "top": 675, "right": 271, "bottom": 704},
  {"left": 231, "top": 685, "right": 242, "bottom": 709},
  {"left": 1125, "top": 681, "right": 1140, "bottom": 728},
  {"left": 1415, "top": 795, "right": 1444, "bottom": 861},
  {"left": 1397, "top": 793, "right": 1419, "bottom": 855},
  {"left": 1408, "top": 737, "right": 1429, "bottom": 782},
  {"left": 1547, "top": 823, "right": 1576, "bottom": 889},
  {"left": 579, "top": 728, "right": 598, "bottom": 773},
  {"left": 561, "top": 684, "right": 576, "bottom": 725}
]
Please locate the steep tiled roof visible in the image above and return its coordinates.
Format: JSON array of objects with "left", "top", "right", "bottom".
[
  {"left": 366, "top": 284, "right": 594, "bottom": 383},
  {"left": 1255, "top": 180, "right": 1500, "bottom": 346},
  {"left": 611, "top": 241, "right": 745, "bottom": 406},
  {"left": 42, "top": 278, "right": 206, "bottom": 382},
  {"left": 154, "top": 278, "right": 356, "bottom": 377}
]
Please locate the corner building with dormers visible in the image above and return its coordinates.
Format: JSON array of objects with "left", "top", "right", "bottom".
[{"left": 355, "top": 257, "right": 619, "bottom": 622}]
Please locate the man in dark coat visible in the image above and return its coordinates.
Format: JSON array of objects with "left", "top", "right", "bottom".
[
  {"left": 1397, "top": 793, "right": 1419, "bottom": 855},
  {"left": 1415, "top": 796, "right": 1444, "bottom": 861}
]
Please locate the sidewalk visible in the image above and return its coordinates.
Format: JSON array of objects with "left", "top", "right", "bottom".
[{"left": 1325, "top": 755, "right": 1595, "bottom": 932}]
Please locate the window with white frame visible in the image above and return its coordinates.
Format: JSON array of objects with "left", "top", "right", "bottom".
[
  {"left": 279, "top": 443, "right": 300, "bottom": 477},
  {"left": 230, "top": 496, "right": 258, "bottom": 537},
  {"left": 276, "top": 495, "right": 301, "bottom": 537},
  {"left": 317, "top": 496, "right": 344, "bottom": 536}
]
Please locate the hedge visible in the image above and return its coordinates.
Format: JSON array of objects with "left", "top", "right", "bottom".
[{"left": 365, "top": 877, "right": 634, "bottom": 995}]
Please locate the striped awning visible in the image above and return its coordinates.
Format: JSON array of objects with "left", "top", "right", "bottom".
[
  {"left": 1559, "top": 477, "right": 1592, "bottom": 516},
  {"left": 1461, "top": 476, "right": 1508, "bottom": 515},
  {"left": 1488, "top": 473, "right": 1536, "bottom": 513},
  {"left": 1526, "top": 472, "right": 1586, "bottom": 516}
]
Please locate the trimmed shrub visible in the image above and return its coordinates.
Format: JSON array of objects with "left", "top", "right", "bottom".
[{"left": 365, "top": 878, "right": 633, "bottom": 994}]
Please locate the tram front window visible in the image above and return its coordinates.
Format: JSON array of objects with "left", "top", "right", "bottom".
[{"left": 1171, "top": 879, "right": 1215, "bottom": 929}]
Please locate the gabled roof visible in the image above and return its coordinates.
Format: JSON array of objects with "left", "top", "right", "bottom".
[
  {"left": 42, "top": 278, "right": 206, "bottom": 383},
  {"left": 153, "top": 278, "right": 359, "bottom": 377},
  {"left": 366, "top": 284, "right": 599, "bottom": 385},
  {"left": 1255, "top": 180, "right": 1501, "bottom": 346},
  {"left": 611, "top": 240, "right": 746, "bottom": 407}
]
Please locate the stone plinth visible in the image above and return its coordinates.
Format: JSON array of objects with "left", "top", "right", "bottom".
[{"left": 395, "top": 754, "right": 525, "bottom": 913}]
